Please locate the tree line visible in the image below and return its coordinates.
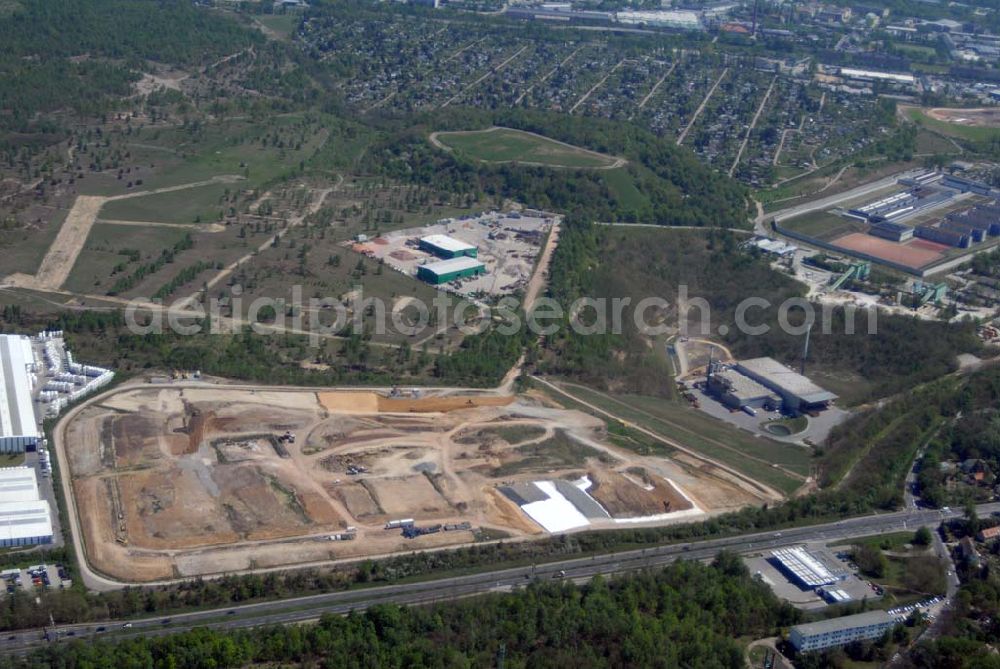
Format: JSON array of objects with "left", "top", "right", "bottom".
[{"left": 3, "top": 556, "right": 800, "bottom": 669}]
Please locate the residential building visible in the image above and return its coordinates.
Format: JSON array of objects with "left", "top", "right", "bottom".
[{"left": 789, "top": 611, "right": 898, "bottom": 652}]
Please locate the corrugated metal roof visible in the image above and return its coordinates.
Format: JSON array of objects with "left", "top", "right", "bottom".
[
  {"left": 737, "top": 357, "right": 837, "bottom": 404},
  {"left": 420, "top": 235, "right": 476, "bottom": 254},
  {"left": 0, "top": 335, "right": 38, "bottom": 441},
  {"left": 0, "top": 467, "right": 39, "bottom": 504},
  {"left": 421, "top": 257, "right": 485, "bottom": 276},
  {"left": 0, "top": 499, "right": 52, "bottom": 543},
  {"left": 0, "top": 467, "right": 51, "bottom": 542},
  {"left": 713, "top": 369, "right": 776, "bottom": 403},
  {"left": 772, "top": 545, "right": 837, "bottom": 587}
]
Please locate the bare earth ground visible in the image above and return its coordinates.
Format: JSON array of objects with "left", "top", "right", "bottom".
[
  {"left": 926, "top": 107, "right": 1000, "bottom": 127},
  {"left": 63, "top": 382, "right": 765, "bottom": 582}
]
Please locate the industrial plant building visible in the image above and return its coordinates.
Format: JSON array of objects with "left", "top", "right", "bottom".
[
  {"left": 0, "top": 468, "right": 52, "bottom": 548},
  {"left": 418, "top": 235, "right": 478, "bottom": 259},
  {"left": 706, "top": 365, "right": 780, "bottom": 411},
  {"left": 849, "top": 191, "right": 917, "bottom": 222},
  {"left": 417, "top": 257, "right": 486, "bottom": 285},
  {"left": 942, "top": 219, "right": 985, "bottom": 243},
  {"left": 771, "top": 546, "right": 841, "bottom": 588},
  {"left": 868, "top": 220, "right": 913, "bottom": 242},
  {"left": 948, "top": 207, "right": 1000, "bottom": 237},
  {"left": 942, "top": 174, "right": 995, "bottom": 196},
  {"left": 735, "top": 357, "right": 838, "bottom": 414},
  {"left": 0, "top": 334, "right": 39, "bottom": 453},
  {"left": 789, "top": 611, "right": 898, "bottom": 652},
  {"left": 915, "top": 224, "right": 971, "bottom": 248}
]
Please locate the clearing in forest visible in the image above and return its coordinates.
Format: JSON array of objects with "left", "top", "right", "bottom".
[{"left": 430, "top": 127, "right": 625, "bottom": 170}]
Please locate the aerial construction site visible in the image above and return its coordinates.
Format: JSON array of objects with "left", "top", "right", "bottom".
[{"left": 58, "top": 381, "right": 769, "bottom": 583}]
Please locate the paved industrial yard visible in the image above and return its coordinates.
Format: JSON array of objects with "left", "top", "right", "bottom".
[{"left": 351, "top": 210, "right": 556, "bottom": 300}]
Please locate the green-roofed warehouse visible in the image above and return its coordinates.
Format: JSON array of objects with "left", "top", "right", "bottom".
[{"left": 417, "top": 257, "right": 486, "bottom": 285}]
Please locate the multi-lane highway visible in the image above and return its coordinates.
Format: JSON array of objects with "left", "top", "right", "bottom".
[{"left": 5, "top": 503, "right": 991, "bottom": 656}]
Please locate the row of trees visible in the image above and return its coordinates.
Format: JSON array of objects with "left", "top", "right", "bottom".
[{"left": 4, "top": 557, "right": 799, "bottom": 669}]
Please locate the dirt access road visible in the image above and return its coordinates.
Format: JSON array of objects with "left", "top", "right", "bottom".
[
  {"left": 1, "top": 176, "right": 243, "bottom": 292},
  {"left": 532, "top": 376, "right": 785, "bottom": 503}
]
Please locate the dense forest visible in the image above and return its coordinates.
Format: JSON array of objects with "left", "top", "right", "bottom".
[
  {"left": 0, "top": 306, "right": 525, "bottom": 388},
  {"left": 2, "top": 556, "right": 799, "bottom": 669},
  {"left": 0, "top": 0, "right": 262, "bottom": 133},
  {"left": 366, "top": 108, "right": 750, "bottom": 227},
  {"left": 539, "top": 220, "right": 982, "bottom": 402}
]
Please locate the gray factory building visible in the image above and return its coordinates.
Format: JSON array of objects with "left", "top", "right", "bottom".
[
  {"left": 706, "top": 367, "right": 780, "bottom": 411},
  {"left": 735, "top": 357, "right": 837, "bottom": 414}
]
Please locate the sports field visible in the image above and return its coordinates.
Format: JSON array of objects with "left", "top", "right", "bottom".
[
  {"left": 830, "top": 232, "right": 945, "bottom": 269},
  {"left": 903, "top": 106, "right": 1000, "bottom": 144},
  {"left": 431, "top": 127, "right": 624, "bottom": 169}
]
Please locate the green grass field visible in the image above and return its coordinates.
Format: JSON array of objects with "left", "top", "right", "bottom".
[
  {"left": 0, "top": 453, "right": 25, "bottom": 467},
  {"left": 914, "top": 127, "right": 961, "bottom": 155},
  {"left": 0, "top": 208, "right": 67, "bottom": 276},
  {"left": 905, "top": 106, "right": 1000, "bottom": 145},
  {"left": 434, "top": 127, "right": 621, "bottom": 169},
  {"left": 99, "top": 183, "right": 229, "bottom": 224},
  {"left": 779, "top": 209, "right": 864, "bottom": 241},
  {"left": 544, "top": 382, "right": 810, "bottom": 496},
  {"left": 256, "top": 13, "right": 299, "bottom": 40},
  {"left": 63, "top": 223, "right": 192, "bottom": 294},
  {"left": 603, "top": 165, "right": 650, "bottom": 210},
  {"left": 77, "top": 115, "right": 329, "bottom": 199}
]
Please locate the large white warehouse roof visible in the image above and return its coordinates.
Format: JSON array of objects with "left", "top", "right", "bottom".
[
  {"left": 0, "top": 467, "right": 39, "bottom": 504},
  {"left": 772, "top": 546, "right": 837, "bottom": 587},
  {"left": 0, "top": 334, "right": 37, "bottom": 442},
  {"left": 0, "top": 467, "right": 52, "bottom": 546},
  {"left": 0, "top": 499, "right": 52, "bottom": 545},
  {"left": 421, "top": 256, "right": 486, "bottom": 275},
  {"left": 737, "top": 357, "right": 837, "bottom": 404}
]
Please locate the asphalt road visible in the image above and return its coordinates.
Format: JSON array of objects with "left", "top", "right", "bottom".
[
  {"left": 6, "top": 502, "right": 993, "bottom": 656},
  {"left": 757, "top": 168, "right": 925, "bottom": 233}
]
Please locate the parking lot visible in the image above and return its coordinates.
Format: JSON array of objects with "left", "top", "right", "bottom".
[
  {"left": 1, "top": 563, "right": 71, "bottom": 595},
  {"left": 683, "top": 379, "right": 850, "bottom": 446},
  {"left": 744, "top": 545, "right": 883, "bottom": 610}
]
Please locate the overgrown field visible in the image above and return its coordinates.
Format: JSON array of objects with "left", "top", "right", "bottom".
[{"left": 434, "top": 127, "right": 621, "bottom": 169}]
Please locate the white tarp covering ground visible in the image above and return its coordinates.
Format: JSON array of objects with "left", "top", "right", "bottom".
[
  {"left": 517, "top": 475, "right": 705, "bottom": 531},
  {"left": 520, "top": 481, "right": 591, "bottom": 533}
]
